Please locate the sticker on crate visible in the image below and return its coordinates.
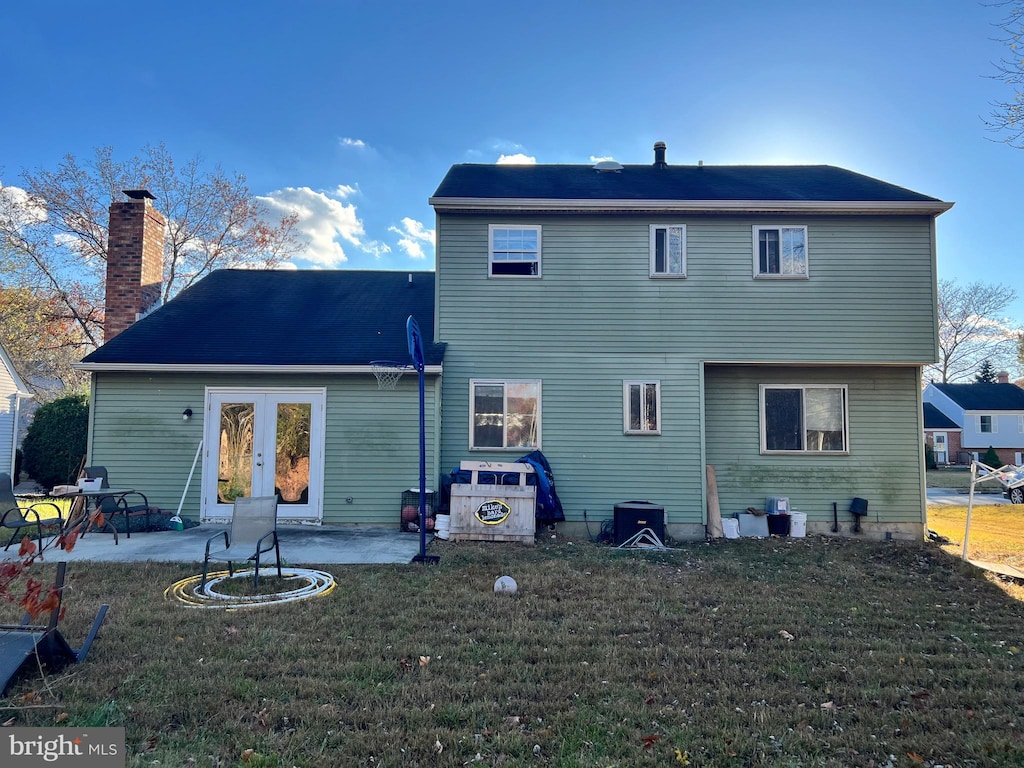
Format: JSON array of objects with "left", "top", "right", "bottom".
[{"left": 475, "top": 499, "right": 512, "bottom": 525}]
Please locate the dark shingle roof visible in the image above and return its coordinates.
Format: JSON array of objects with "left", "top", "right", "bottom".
[
  {"left": 81, "top": 270, "right": 444, "bottom": 367},
  {"left": 932, "top": 383, "right": 1024, "bottom": 411},
  {"left": 431, "top": 164, "right": 945, "bottom": 204},
  {"left": 923, "top": 403, "right": 960, "bottom": 430}
]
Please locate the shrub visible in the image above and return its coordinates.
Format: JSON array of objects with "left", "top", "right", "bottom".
[
  {"left": 21, "top": 393, "right": 89, "bottom": 489},
  {"left": 925, "top": 443, "right": 937, "bottom": 470},
  {"left": 983, "top": 445, "right": 1002, "bottom": 468}
]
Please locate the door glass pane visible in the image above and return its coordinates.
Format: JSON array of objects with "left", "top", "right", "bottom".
[
  {"left": 218, "top": 403, "right": 254, "bottom": 503},
  {"left": 276, "top": 403, "right": 311, "bottom": 504}
]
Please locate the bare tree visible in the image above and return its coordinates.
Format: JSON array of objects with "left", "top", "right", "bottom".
[
  {"left": 986, "top": 1, "right": 1024, "bottom": 146},
  {"left": 0, "top": 145, "right": 301, "bottom": 351},
  {"left": 926, "top": 279, "right": 1021, "bottom": 383}
]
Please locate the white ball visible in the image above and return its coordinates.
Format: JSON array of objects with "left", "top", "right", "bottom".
[{"left": 493, "top": 576, "right": 518, "bottom": 595}]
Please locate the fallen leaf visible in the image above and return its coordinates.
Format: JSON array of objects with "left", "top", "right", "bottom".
[
  {"left": 779, "top": 630, "right": 795, "bottom": 641},
  {"left": 20, "top": 691, "right": 38, "bottom": 704},
  {"left": 241, "top": 748, "right": 255, "bottom": 762},
  {"left": 820, "top": 701, "right": 838, "bottom": 711},
  {"left": 55, "top": 712, "right": 69, "bottom": 723},
  {"left": 434, "top": 739, "right": 443, "bottom": 754},
  {"left": 674, "top": 748, "right": 691, "bottom": 765},
  {"left": 2, "top": 717, "right": 15, "bottom": 727},
  {"left": 641, "top": 734, "right": 661, "bottom": 750},
  {"left": 907, "top": 752, "right": 924, "bottom": 764},
  {"left": 419, "top": 655, "right": 431, "bottom": 667},
  {"left": 140, "top": 736, "right": 158, "bottom": 753}
]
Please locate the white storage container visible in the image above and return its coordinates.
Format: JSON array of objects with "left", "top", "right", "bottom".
[
  {"left": 789, "top": 511, "right": 807, "bottom": 538},
  {"left": 722, "top": 518, "right": 740, "bottom": 539}
]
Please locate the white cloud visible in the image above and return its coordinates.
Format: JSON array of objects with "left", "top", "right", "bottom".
[
  {"left": 388, "top": 217, "right": 435, "bottom": 260},
  {"left": 0, "top": 183, "right": 47, "bottom": 228},
  {"left": 340, "top": 137, "right": 367, "bottom": 149},
  {"left": 590, "top": 155, "right": 615, "bottom": 163},
  {"left": 335, "top": 184, "right": 358, "bottom": 198},
  {"left": 497, "top": 153, "right": 536, "bottom": 165},
  {"left": 256, "top": 186, "right": 366, "bottom": 267}
]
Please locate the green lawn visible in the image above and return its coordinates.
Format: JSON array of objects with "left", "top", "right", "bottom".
[
  {"left": 926, "top": 467, "right": 1005, "bottom": 494},
  {"left": 2, "top": 531, "right": 1023, "bottom": 767}
]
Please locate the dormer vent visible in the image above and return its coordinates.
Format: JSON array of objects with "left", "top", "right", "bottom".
[
  {"left": 653, "top": 141, "right": 667, "bottom": 169},
  {"left": 593, "top": 160, "right": 623, "bottom": 172}
]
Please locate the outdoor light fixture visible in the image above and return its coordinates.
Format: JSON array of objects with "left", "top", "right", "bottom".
[{"left": 182, "top": 408, "right": 193, "bottom": 421}]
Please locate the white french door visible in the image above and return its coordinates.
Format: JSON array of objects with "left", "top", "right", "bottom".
[{"left": 201, "top": 388, "right": 325, "bottom": 523}]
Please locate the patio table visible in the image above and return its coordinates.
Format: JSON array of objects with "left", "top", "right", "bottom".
[{"left": 52, "top": 487, "right": 147, "bottom": 545}]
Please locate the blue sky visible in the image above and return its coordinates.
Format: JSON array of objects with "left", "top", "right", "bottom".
[{"left": 3, "top": 1, "right": 1023, "bottom": 322}]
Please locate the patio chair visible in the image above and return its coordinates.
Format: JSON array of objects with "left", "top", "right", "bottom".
[
  {"left": 82, "top": 466, "right": 152, "bottom": 538},
  {"left": 0, "top": 561, "right": 109, "bottom": 695},
  {"left": 0, "top": 472, "right": 62, "bottom": 551},
  {"left": 201, "top": 496, "right": 282, "bottom": 590}
]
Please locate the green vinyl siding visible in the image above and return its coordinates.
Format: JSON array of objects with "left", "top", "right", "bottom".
[
  {"left": 436, "top": 214, "right": 938, "bottom": 363},
  {"left": 704, "top": 365, "right": 925, "bottom": 527},
  {"left": 441, "top": 350, "right": 705, "bottom": 525},
  {"left": 436, "top": 211, "right": 935, "bottom": 532},
  {"left": 88, "top": 372, "right": 439, "bottom": 524}
]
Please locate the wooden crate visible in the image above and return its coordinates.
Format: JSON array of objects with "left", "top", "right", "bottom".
[{"left": 449, "top": 461, "right": 537, "bottom": 545}]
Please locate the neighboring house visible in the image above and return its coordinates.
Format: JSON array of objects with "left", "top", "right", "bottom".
[
  {"left": 0, "top": 341, "right": 32, "bottom": 479},
  {"left": 428, "top": 142, "right": 952, "bottom": 539},
  {"left": 922, "top": 403, "right": 961, "bottom": 465},
  {"left": 922, "top": 376, "right": 1024, "bottom": 467},
  {"left": 76, "top": 192, "right": 444, "bottom": 524}
]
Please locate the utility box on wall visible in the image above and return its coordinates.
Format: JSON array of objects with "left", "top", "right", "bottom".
[{"left": 449, "top": 461, "right": 537, "bottom": 544}]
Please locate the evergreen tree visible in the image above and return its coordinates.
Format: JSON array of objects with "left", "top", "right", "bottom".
[{"left": 975, "top": 359, "right": 998, "bottom": 383}]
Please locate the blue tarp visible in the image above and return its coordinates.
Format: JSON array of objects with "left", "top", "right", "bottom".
[{"left": 438, "top": 450, "right": 565, "bottom": 524}]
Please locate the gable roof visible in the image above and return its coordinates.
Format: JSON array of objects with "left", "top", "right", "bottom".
[
  {"left": 430, "top": 163, "right": 952, "bottom": 215},
  {"left": 77, "top": 270, "right": 444, "bottom": 371},
  {"left": 923, "top": 403, "right": 960, "bottom": 430},
  {"left": 931, "top": 382, "right": 1024, "bottom": 411},
  {"left": 0, "top": 341, "right": 30, "bottom": 395}
]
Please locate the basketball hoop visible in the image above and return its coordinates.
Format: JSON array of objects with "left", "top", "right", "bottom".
[{"left": 370, "top": 361, "right": 411, "bottom": 390}]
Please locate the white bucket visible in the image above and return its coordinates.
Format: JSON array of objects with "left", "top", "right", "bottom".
[
  {"left": 789, "top": 512, "right": 807, "bottom": 538},
  {"left": 722, "top": 518, "right": 740, "bottom": 539},
  {"left": 434, "top": 514, "right": 450, "bottom": 540}
]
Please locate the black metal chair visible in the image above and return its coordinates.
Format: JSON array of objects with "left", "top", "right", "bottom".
[
  {"left": 81, "top": 466, "right": 152, "bottom": 538},
  {"left": 0, "top": 472, "right": 62, "bottom": 551},
  {"left": 201, "top": 496, "right": 282, "bottom": 590}
]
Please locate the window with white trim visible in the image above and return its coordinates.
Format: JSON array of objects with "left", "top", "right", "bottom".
[
  {"left": 489, "top": 225, "right": 541, "bottom": 277},
  {"left": 650, "top": 225, "right": 686, "bottom": 277},
  {"left": 624, "top": 381, "right": 661, "bottom": 434},
  {"left": 1019, "top": 415, "right": 1024, "bottom": 434},
  {"left": 470, "top": 379, "right": 541, "bottom": 449},
  {"left": 753, "top": 225, "right": 808, "bottom": 278},
  {"left": 979, "top": 414, "right": 995, "bottom": 434},
  {"left": 760, "top": 384, "right": 848, "bottom": 453}
]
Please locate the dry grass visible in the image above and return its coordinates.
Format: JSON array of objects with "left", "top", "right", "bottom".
[{"left": 1, "top": 535, "right": 1023, "bottom": 767}]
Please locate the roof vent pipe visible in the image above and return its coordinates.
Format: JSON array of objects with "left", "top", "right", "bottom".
[{"left": 653, "top": 141, "right": 667, "bottom": 169}]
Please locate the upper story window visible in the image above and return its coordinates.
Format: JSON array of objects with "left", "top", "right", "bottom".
[
  {"left": 489, "top": 225, "right": 541, "bottom": 277},
  {"left": 979, "top": 414, "right": 996, "bottom": 434},
  {"left": 470, "top": 379, "right": 541, "bottom": 449},
  {"left": 650, "top": 225, "right": 686, "bottom": 277},
  {"left": 760, "top": 384, "right": 848, "bottom": 454},
  {"left": 753, "top": 225, "right": 808, "bottom": 278},
  {"left": 624, "top": 380, "right": 661, "bottom": 434}
]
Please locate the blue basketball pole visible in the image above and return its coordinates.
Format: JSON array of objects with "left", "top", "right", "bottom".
[{"left": 408, "top": 315, "right": 439, "bottom": 564}]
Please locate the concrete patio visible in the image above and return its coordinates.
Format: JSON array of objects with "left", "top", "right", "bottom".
[{"left": 30, "top": 524, "right": 430, "bottom": 565}]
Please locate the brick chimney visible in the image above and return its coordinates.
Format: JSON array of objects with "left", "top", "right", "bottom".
[
  {"left": 105, "top": 190, "right": 165, "bottom": 342},
  {"left": 997, "top": 370, "right": 1010, "bottom": 384}
]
